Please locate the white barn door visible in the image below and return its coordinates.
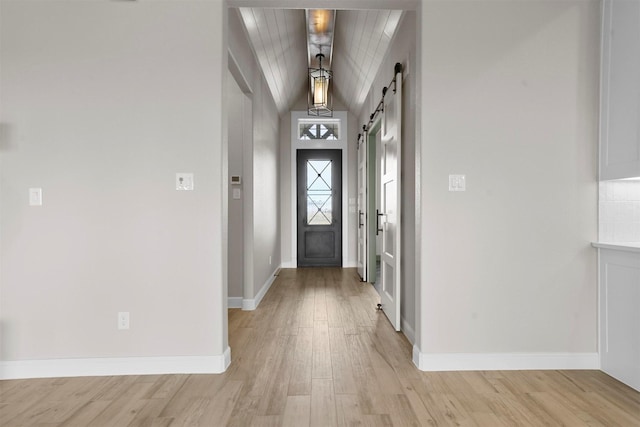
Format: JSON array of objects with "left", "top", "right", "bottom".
[
  {"left": 357, "top": 133, "right": 368, "bottom": 281},
  {"left": 379, "top": 65, "right": 402, "bottom": 331}
]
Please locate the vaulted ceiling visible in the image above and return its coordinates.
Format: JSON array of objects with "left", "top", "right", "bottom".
[{"left": 237, "top": 7, "right": 403, "bottom": 116}]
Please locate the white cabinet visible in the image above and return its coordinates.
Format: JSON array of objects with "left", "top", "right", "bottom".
[
  {"left": 599, "top": 248, "right": 640, "bottom": 391},
  {"left": 600, "top": 0, "right": 640, "bottom": 180}
]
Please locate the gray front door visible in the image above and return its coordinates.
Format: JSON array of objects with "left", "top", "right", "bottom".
[{"left": 297, "top": 149, "right": 342, "bottom": 267}]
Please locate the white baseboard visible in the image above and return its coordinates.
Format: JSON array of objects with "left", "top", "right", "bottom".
[
  {"left": 242, "top": 266, "right": 280, "bottom": 311},
  {"left": 0, "top": 347, "right": 232, "bottom": 380},
  {"left": 412, "top": 346, "right": 599, "bottom": 371},
  {"left": 401, "top": 318, "right": 415, "bottom": 345},
  {"left": 228, "top": 297, "right": 242, "bottom": 309}
]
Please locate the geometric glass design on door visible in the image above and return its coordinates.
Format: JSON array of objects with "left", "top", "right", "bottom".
[{"left": 306, "top": 160, "right": 333, "bottom": 225}]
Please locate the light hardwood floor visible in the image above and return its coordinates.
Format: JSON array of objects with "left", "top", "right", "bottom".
[{"left": 1, "top": 268, "right": 639, "bottom": 426}]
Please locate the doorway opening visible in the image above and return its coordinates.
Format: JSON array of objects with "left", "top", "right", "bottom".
[
  {"left": 290, "top": 111, "right": 349, "bottom": 268},
  {"left": 227, "top": 59, "right": 253, "bottom": 310}
]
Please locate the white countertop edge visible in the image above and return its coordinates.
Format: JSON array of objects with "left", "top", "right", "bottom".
[{"left": 592, "top": 242, "right": 640, "bottom": 253}]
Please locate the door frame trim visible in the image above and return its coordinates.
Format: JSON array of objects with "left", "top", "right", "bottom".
[
  {"left": 289, "top": 111, "right": 350, "bottom": 267},
  {"left": 296, "top": 149, "right": 343, "bottom": 267}
]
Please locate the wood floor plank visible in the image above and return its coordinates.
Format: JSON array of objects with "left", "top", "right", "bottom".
[
  {"left": 313, "top": 286, "right": 328, "bottom": 322},
  {"left": 225, "top": 395, "right": 261, "bottom": 427},
  {"left": 157, "top": 375, "right": 226, "bottom": 419},
  {"left": 288, "top": 327, "right": 313, "bottom": 396},
  {"left": 378, "top": 394, "right": 422, "bottom": 427},
  {"left": 3, "top": 268, "right": 640, "bottom": 427},
  {"left": 281, "top": 395, "right": 310, "bottom": 427},
  {"left": 310, "top": 379, "right": 337, "bottom": 427},
  {"left": 257, "top": 335, "right": 296, "bottom": 415},
  {"left": 197, "top": 380, "right": 243, "bottom": 425},
  {"left": 361, "top": 414, "right": 393, "bottom": 426},
  {"left": 125, "top": 398, "right": 174, "bottom": 427},
  {"left": 167, "top": 397, "right": 210, "bottom": 427},
  {"left": 250, "top": 415, "right": 281, "bottom": 426},
  {"left": 311, "top": 321, "right": 332, "bottom": 379},
  {"left": 142, "top": 374, "right": 188, "bottom": 400},
  {"left": 328, "top": 327, "right": 357, "bottom": 394},
  {"left": 297, "top": 294, "right": 315, "bottom": 329},
  {"left": 335, "top": 394, "right": 363, "bottom": 426},
  {"left": 57, "top": 400, "right": 113, "bottom": 427},
  {"left": 84, "top": 382, "right": 154, "bottom": 427}
]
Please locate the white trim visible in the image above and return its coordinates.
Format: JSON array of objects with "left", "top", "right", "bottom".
[
  {"left": 281, "top": 261, "right": 296, "bottom": 268},
  {"left": 0, "top": 347, "right": 232, "bottom": 380},
  {"left": 401, "top": 318, "right": 415, "bottom": 345},
  {"left": 412, "top": 347, "right": 599, "bottom": 371},
  {"left": 242, "top": 266, "right": 280, "bottom": 310},
  {"left": 228, "top": 297, "right": 243, "bottom": 308}
]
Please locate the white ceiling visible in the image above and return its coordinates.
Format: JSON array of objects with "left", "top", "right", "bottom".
[
  {"left": 332, "top": 9, "right": 402, "bottom": 114},
  {"left": 238, "top": 7, "right": 403, "bottom": 116},
  {"left": 239, "top": 8, "right": 308, "bottom": 115}
]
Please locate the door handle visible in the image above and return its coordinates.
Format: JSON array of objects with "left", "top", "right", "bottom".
[
  {"left": 358, "top": 210, "right": 364, "bottom": 228},
  {"left": 376, "top": 209, "right": 384, "bottom": 235}
]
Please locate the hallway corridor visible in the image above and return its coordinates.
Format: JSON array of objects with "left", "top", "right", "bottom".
[{"left": 2, "top": 268, "right": 639, "bottom": 426}]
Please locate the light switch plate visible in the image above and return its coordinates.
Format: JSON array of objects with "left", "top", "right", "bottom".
[
  {"left": 29, "top": 188, "right": 43, "bottom": 206},
  {"left": 176, "top": 173, "right": 194, "bottom": 191},
  {"left": 448, "top": 175, "right": 466, "bottom": 192},
  {"left": 232, "top": 188, "right": 241, "bottom": 199}
]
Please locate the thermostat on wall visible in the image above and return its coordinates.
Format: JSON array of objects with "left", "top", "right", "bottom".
[{"left": 231, "top": 175, "right": 242, "bottom": 185}]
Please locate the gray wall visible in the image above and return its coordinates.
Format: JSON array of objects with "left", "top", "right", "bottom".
[
  {"left": 417, "top": 0, "right": 600, "bottom": 354},
  {"left": 0, "top": 1, "right": 228, "bottom": 361},
  {"left": 228, "top": 8, "right": 281, "bottom": 302}
]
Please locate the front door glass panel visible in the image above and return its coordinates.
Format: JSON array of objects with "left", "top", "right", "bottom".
[{"left": 306, "top": 160, "right": 333, "bottom": 225}]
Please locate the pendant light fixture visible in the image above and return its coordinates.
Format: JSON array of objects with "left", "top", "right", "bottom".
[{"left": 308, "top": 51, "right": 333, "bottom": 117}]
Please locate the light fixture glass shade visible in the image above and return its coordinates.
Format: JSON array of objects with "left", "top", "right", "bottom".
[
  {"left": 313, "top": 75, "right": 328, "bottom": 106},
  {"left": 308, "top": 59, "right": 332, "bottom": 117}
]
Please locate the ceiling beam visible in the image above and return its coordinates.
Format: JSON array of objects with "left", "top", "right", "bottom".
[
  {"left": 227, "top": 0, "right": 418, "bottom": 11},
  {"left": 306, "top": 9, "right": 335, "bottom": 67}
]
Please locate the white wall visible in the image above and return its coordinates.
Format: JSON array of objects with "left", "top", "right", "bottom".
[
  {"left": 358, "top": 11, "right": 417, "bottom": 342},
  {"left": 251, "top": 80, "right": 280, "bottom": 288},
  {"left": 280, "top": 114, "right": 293, "bottom": 264},
  {"left": 228, "top": 8, "right": 281, "bottom": 306},
  {"left": 0, "top": 0, "right": 228, "bottom": 373},
  {"left": 416, "top": 0, "right": 599, "bottom": 367}
]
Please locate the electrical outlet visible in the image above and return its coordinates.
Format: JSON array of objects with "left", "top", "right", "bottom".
[
  {"left": 118, "top": 312, "right": 130, "bottom": 330},
  {"left": 448, "top": 174, "right": 466, "bottom": 192}
]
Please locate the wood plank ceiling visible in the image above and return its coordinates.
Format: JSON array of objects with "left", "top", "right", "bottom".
[{"left": 238, "top": 7, "right": 403, "bottom": 116}]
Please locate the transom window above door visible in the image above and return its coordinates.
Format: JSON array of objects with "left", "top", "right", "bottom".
[{"left": 298, "top": 119, "right": 339, "bottom": 140}]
